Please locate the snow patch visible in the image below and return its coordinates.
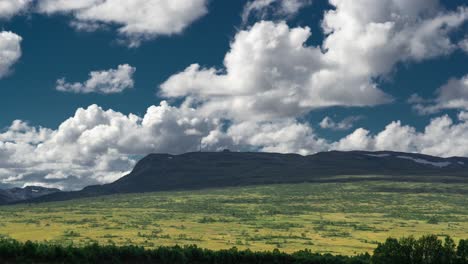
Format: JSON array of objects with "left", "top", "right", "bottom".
[
  {"left": 458, "top": 161, "right": 465, "bottom": 165},
  {"left": 366, "top": 154, "right": 390, "bottom": 158},
  {"left": 397, "top": 156, "right": 451, "bottom": 168}
]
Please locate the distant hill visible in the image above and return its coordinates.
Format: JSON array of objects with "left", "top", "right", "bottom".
[
  {"left": 0, "top": 186, "right": 60, "bottom": 205},
  {"left": 22, "top": 150, "right": 468, "bottom": 203}
]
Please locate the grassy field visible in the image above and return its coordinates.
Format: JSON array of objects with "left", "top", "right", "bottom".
[{"left": 0, "top": 180, "right": 467, "bottom": 255}]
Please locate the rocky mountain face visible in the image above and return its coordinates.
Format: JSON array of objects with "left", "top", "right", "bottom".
[
  {"left": 26, "top": 150, "right": 468, "bottom": 203},
  {"left": 0, "top": 186, "right": 61, "bottom": 205}
]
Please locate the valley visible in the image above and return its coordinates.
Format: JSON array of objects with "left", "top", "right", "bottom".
[{"left": 1, "top": 180, "right": 467, "bottom": 255}]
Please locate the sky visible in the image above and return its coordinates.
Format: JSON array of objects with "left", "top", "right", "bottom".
[{"left": 0, "top": 0, "right": 467, "bottom": 190}]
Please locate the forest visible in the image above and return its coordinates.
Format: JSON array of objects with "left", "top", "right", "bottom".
[{"left": 0, "top": 234, "right": 467, "bottom": 264}]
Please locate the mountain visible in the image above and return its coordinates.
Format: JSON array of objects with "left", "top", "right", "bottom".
[
  {"left": 25, "top": 150, "right": 468, "bottom": 204},
  {"left": 0, "top": 186, "right": 60, "bottom": 205}
]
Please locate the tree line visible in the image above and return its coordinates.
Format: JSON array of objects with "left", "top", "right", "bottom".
[{"left": 0, "top": 234, "right": 466, "bottom": 263}]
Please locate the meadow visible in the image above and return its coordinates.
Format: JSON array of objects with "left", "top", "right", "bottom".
[{"left": 0, "top": 180, "right": 467, "bottom": 255}]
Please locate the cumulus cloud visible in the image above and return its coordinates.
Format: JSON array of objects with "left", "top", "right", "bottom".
[
  {"left": 241, "top": 0, "right": 311, "bottom": 25},
  {"left": 410, "top": 74, "right": 468, "bottom": 114},
  {"left": 0, "top": 0, "right": 31, "bottom": 19},
  {"left": 226, "top": 120, "right": 328, "bottom": 155},
  {"left": 333, "top": 114, "right": 468, "bottom": 158},
  {"left": 37, "top": 0, "right": 209, "bottom": 47},
  {"left": 161, "top": 21, "right": 391, "bottom": 122},
  {"left": 56, "top": 64, "right": 136, "bottom": 94},
  {"left": 161, "top": 1, "right": 467, "bottom": 122},
  {"left": 0, "top": 31, "right": 22, "bottom": 78},
  {"left": 0, "top": 102, "right": 226, "bottom": 190},
  {"left": 319, "top": 116, "right": 363, "bottom": 131},
  {"left": 0, "top": 120, "right": 52, "bottom": 144}
]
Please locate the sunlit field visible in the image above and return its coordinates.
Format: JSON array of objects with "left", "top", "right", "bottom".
[{"left": 1, "top": 180, "right": 467, "bottom": 255}]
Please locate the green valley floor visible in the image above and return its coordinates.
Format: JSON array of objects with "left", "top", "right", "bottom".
[{"left": 0, "top": 180, "right": 467, "bottom": 255}]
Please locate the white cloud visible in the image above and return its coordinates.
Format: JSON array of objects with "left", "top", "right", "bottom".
[
  {"left": 319, "top": 116, "right": 363, "bottom": 131},
  {"left": 434, "top": 75, "right": 468, "bottom": 110},
  {"left": 161, "top": 2, "right": 467, "bottom": 122},
  {"left": 241, "top": 0, "right": 311, "bottom": 25},
  {"left": 37, "top": 0, "right": 102, "bottom": 13},
  {"left": 0, "top": 31, "right": 22, "bottom": 78},
  {"left": 161, "top": 21, "right": 391, "bottom": 122},
  {"left": 0, "top": 120, "right": 52, "bottom": 144},
  {"left": 0, "top": 102, "right": 224, "bottom": 190},
  {"left": 333, "top": 128, "right": 373, "bottom": 151},
  {"left": 226, "top": 120, "right": 328, "bottom": 155},
  {"left": 0, "top": 0, "right": 31, "bottom": 19},
  {"left": 333, "top": 114, "right": 468, "bottom": 157},
  {"left": 459, "top": 111, "right": 468, "bottom": 121},
  {"left": 459, "top": 38, "right": 468, "bottom": 53},
  {"left": 411, "top": 74, "right": 468, "bottom": 114},
  {"left": 56, "top": 64, "right": 136, "bottom": 94},
  {"left": 321, "top": 1, "right": 466, "bottom": 74},
  {"left": 37, "top": 0, "right": 209, "bottom": 47}
]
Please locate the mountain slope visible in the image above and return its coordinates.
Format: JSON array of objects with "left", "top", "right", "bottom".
[
  {"left": 25, "top": 150, "right": 468, "bottom": 203},
  {"left": 107, "top": 150, "right": 468, "bottom": 192},
  {"left": 0, "top": 186, "right": 60, "bottom": 205}
]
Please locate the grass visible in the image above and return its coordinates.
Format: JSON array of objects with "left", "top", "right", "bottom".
[{"left": 0, "top": 180, "right": 467, "bottom": 255}]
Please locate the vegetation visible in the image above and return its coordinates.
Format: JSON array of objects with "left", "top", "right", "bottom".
[
  {"left": 0, "top": 237, "right": 368, "bottom": 264},
  {"left": 0, "top": 181, "right": 467, "bottom": 255},
  {"left": 372, "top": 235, "right": 468, "bottom": 264},
  {"left": 0, "top": 235, "right": 467, "bottom": 263}
]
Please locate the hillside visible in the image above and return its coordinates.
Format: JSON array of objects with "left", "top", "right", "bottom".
[{"left": 27, "top": 150, "right": 468, "bottom": 203}]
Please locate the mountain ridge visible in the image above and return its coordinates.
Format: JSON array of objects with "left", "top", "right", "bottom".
[
  {"left": 0, "top": 186, "right": 60, "bottom": 205},
  {"left": 16, "top": 150, "right": 468, "bottom": 204}
]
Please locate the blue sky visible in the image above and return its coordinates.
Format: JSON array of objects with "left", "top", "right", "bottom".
[
  {"left": 0, "top": 0, "right": 467, "bottom": 189},
  {"left": 0, "top": 1, "right": 240, "bottom": 128}
]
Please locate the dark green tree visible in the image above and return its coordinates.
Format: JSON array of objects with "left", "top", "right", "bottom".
[
  {"left": 372, "top": 238, "right": 406, "bottom": 264},
  {"left": 457, "top": 239, "right": 468, "bottom": 264},
  {"left": 442, "top": 236, "right": 456, "bottom": 264},
  {"left": 414, "top": 235, "right": 444, "bottom": 264}
]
